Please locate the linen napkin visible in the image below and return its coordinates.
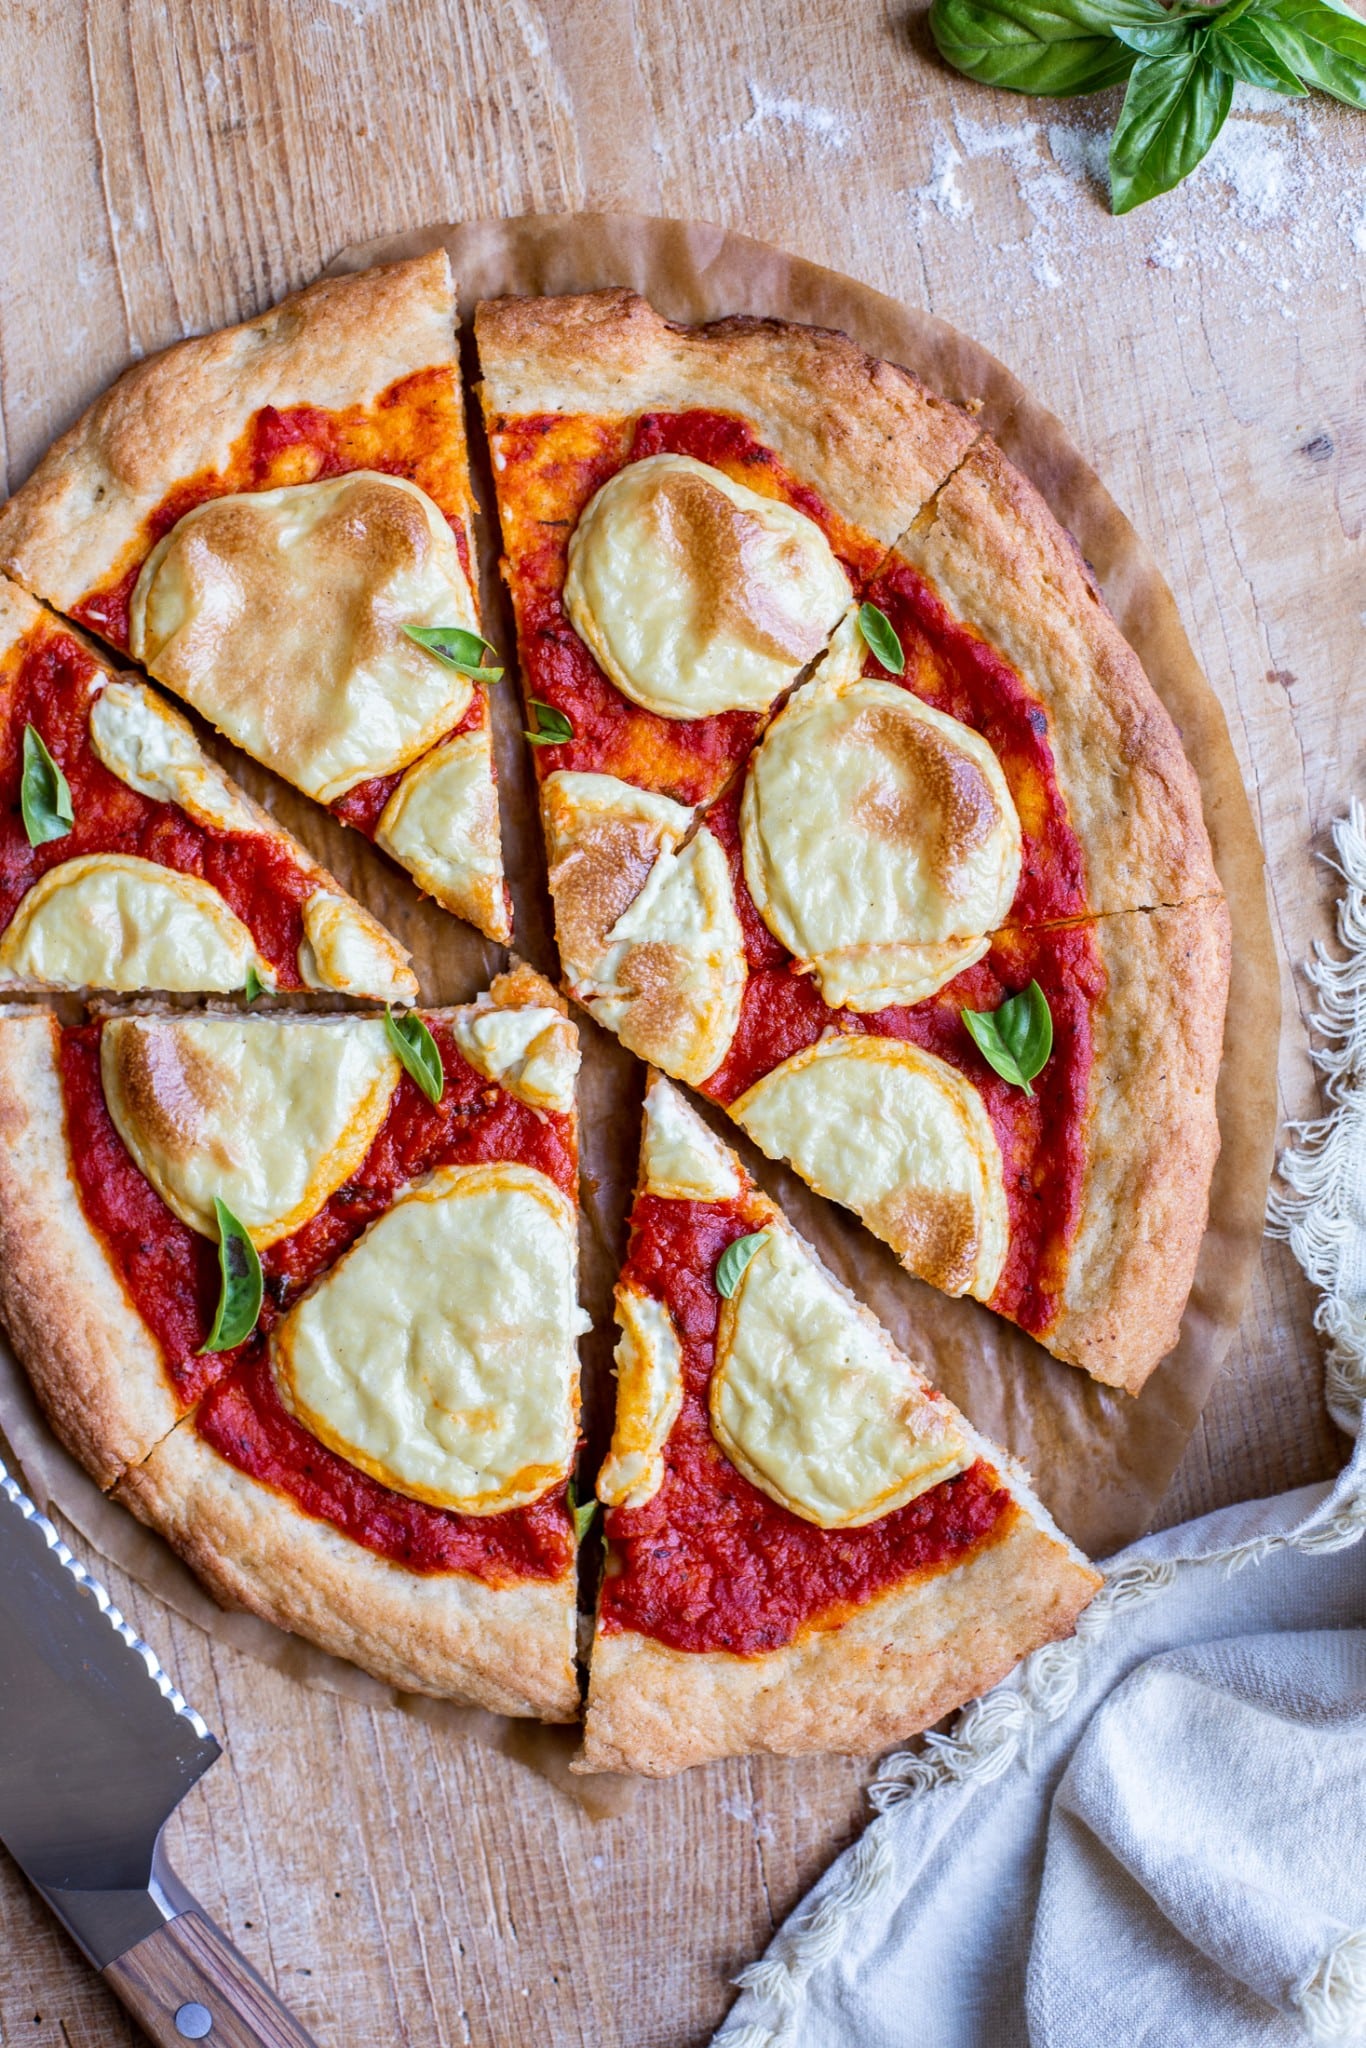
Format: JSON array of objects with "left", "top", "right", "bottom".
[{"left": 714, "top": 804, "right": 1366, "bottom": 2048}]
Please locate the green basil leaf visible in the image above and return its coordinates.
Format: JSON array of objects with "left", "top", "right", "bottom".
[
  {"left": 858, "top": 602, "right": 906, "bottom": 676},
  {"left": 961, "top": 980, "right": 1054, "bottom": 1096},
  {"left": 1109, "top": 48, "right": 1233, "bottom": 213},
  {"left": 715, "top": 1231, "right": 770, "bottom": 1299},
  {"left": 402, "top": 623, "right": 504, "bottom": 684},
  {"left": 199, "top": 1197, "right": 264, "bottom": 1353},
  {"left": 1207, "top": 11, "right": 1310, "bottom": 86},
  {"left": 1254, "top": 0, "right": 1366, "bottom": 105},
  {"left": 929, "top": 0, "right": 1153, "bottom": 96},
  {"left": 20, "top": 725, "right": 74, "bottom": 848},
  {"left": 524, "top": 700, "right": 574, "bottom": 747},
  {"left": 1112, "top": 17, "right": 1202, "bottom": 53},
  {"left": 244, "top": 964, "right": 264, "bottom": 1003},
  {"left": 385, "top": 1006, "right": 445, "bottom": 1105},
  {"left": 567, "top": 1476, "right": 599, "bottom": 1544}
]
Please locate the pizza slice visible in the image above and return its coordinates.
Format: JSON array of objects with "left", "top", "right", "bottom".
[
  {"left": 0, "top": 575, "right": 415, "bottom": 998},
  {"left": 0, "top": 967, "right": 586, "bottom": 1715},
  {"left": 0, "top": 253, "right": 510, "bottom": 943},
  {"left": 579, "top": 1077, "right": 1101, "bottom": 1775}
]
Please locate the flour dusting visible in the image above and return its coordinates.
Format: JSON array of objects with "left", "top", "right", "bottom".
[
  {"left": 919, "top": 138, "right": 974, "bottom": 220},
  {"left": 739, "top": 82, "right": 851, "bottom": 150}
]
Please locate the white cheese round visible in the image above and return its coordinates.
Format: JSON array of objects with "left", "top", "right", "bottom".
[
  {"left": 297, "top": 888, "right": 416, "bottom": 1004},
  {"left": 0, "top": 854, "right": 266, "bottom": 993},
  {"left": 564, "top": 453, "right": 851, "bottom": 720},
  {"left": 596, "top": 1282, "right": 685, "bottom": 1510},
  {"left": 711, "top": 1224, "right": 969, "bottom": 1528},
  {"left": 451, "top": 1003, "right": 580, "bottom": 1113},
  {"left": 89, "top": 677, "right": 260, "bottom": 832},
  {"left": 731, "top": 1035, "right": 1009, "bottom": 1300},
  {"left": 375, "top": 724, "right": 508, "bottom": 939},
  {"left": 740, "top": 674, "right": 1022, "bottom": 1010},
  {"left": 273, "top": 1162, "right": 587, "bottom": 1515},
  {"left": 641, "top": 1075, "right": 741, "bottom": 1201}
]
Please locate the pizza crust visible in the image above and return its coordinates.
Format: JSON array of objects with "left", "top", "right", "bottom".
[
  {"left": 0, "top": 1011, "right": 183, "bottom": 1487},
  {"left": 0, "top": 253, "right": 460, "bottom": 611},
  {"left": 578, "top": 1504, "right": 1098, "bottom": 1774},
  {"left": 894, "top": 437, "right": 1220, "bottom": 914},
  {"left": 475, "top": 290, "right": 979, "bottom": 548},
  {"left": 1051, "top": 896, "right": 1231, "bottom": 1392},
  {"left": 115, "top": 1422, "right": 579, "bottom": 1719}
]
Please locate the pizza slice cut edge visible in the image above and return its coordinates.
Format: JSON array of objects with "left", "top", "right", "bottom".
[{"left": 577, "top": 1075, "right": 1101, "bottom": 1776}]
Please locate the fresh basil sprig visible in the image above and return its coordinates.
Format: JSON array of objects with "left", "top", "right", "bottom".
[
  {"left": 929, "top": 0, "right": 1366, "bottom": 211},
  {"left": 385, "top": 1006, "right": 445, "bottom": 1105},
  {"left": 200, "top": 1197, "right": 264, "bottom": 1354},
  {"left": 961, "top": 980, "right": 1054, "bottom": 1096},
  {"left": 858, "top": 602, "right": 906, "bottom": 677},
  {"left": 524, "top": 700, "right": 574, "bottom": 747},
  {"left": 20, "top": 725, "right": 74, "bottom": 848},
  {"left": 402, "top": 624, "right": 504, "bottom": 684},
  {"left": 715, "top": 1231, "right": 771, "bottom": 1299},
  {"left": 567, "top": 1475, "right": 599, "bottom": 1544}
]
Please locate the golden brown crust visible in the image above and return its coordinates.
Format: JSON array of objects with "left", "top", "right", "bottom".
[
  {"left": 579, "top": 1505, "right": 1099, "bottom": 1774},
  {"left": 115, "top": 1423, "right": 579, "bottom": 1718},
  {"left": 1054, "top": 897, "right": 1232, "bottom": 1391},
  {"left": 0, "top": 1011, "right": 182, "bottom": 1487},
  {"left": 0, "top": 254, "right": 458, "bottom": 610},
  {"left": 895, "top": 438, "right": 1220, "bottom": 914},
  {"left": 475, "top": 290, "right": 978, "bottom": 547}
]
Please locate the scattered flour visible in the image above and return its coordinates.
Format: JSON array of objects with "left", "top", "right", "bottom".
[
  {"left": 738, "top": 82, "right": 851, "bottom": 150},
  {"left": 919, "top": 137, "right": 974, "bottom": 220}
]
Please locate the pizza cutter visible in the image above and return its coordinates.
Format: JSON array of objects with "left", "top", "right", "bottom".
[{"left": 0, "top": 1455, "right": 318, "bottom": 2046}]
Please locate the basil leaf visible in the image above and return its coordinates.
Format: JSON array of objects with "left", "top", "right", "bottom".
[
  {"left": 715, "top": 1231, "right": 770, "bottom": 1299},
  {"left": 1255, "top": 0, "right": 1366, "bottom": 105},
  {"left": 20, "top": 725, "right": 74, "bottom": 848},
  {"left": 858, "top": 602, "right": 906, "bottom": 677},
  {"left": 929, "top": 0, "right": 1154, "bottom": 96},
  {"left": 524, "top": 700, "right": 574, "bottom": 747},
  {"left": 244, "top": 964, "right": 264, "bottom": 1003},
  {"left": 1112, "top": 16, "right": 1201, "bottom": 53},
  {"left": 200, "top": 1197, "right": 263, "bottom": 1354},
  {"left": 1109, "top": 47, "right": 1233, "bottom": 214},
  {"left": 402, "top": 623, "right": 504, "bottom": 684},
  {"left": 567, "top": 1476, "right": 599, "bottom": 1544},
  {"left": 961, "top": 980, "right": 1054, "bottom": 1096},
  {"left": 385, "top": 1006, "right": 445, "bottom": 1105},
  {"left": 1207, "top": 11, "right": 1310, "bottom": 87}
]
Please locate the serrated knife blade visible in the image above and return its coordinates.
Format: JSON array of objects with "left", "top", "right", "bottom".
[{"left": 0, "top": 1456, "right": 318, "bottom": 2047}]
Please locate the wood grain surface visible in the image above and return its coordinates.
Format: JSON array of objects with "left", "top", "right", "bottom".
[{"left": 0, "top": 2, "right": 1360, "bottom": 2043}]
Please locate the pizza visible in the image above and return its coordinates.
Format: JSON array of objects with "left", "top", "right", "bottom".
[
  {"left": 474, "top": 290, "right": 1230, "bottom": 1394},
  {"left": 0, "top": 968, "right": 586, "bottom": 1716},
  {"left": 0, "top": 253, "right": 511, "bottom": 945},
  {"left": 0, "top": 574, "right": 415, "bottom": 999},
  {"left": 580, "top": 1076, "right": 1102, "bottom": 1774}
]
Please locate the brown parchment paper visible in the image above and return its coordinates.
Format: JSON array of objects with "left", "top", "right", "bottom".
[{"left": 0, "top": 214, "right": 1277, "bottom": 1794}]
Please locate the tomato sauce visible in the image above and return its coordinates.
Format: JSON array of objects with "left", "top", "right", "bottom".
[
  {"left": 599, "top": 1191, "right": 1016, "bottom": 1653},
  {"left": 1, "top": 621, "right": 314, "bottom": 982},
  {"left": 59, "top": 1016, "right": 578, "bottom": 1580}
]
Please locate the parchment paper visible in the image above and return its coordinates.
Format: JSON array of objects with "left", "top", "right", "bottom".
[{"left": 0, "top": 215, "right": 1277, "bottom": 1796}]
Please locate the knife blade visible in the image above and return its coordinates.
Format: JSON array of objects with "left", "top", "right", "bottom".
[{"left": 0, "top": 1455, "right": 319, "bottom": 2047}]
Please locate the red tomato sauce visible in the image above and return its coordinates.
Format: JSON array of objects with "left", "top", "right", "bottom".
[
  {"left": 59, "top": 1017, "right": 578, "bottom": 1579},
  {"left": 2, "top": 621, "right": 313, "bottom": 982},
  {"left": 697, "top": 791, "right": 1101, "bottom": 1337},
  {"left": 486, "top": 409, "right": 885, "bottom": 807},
  {"left": 599, "top": 1191, "right": 1016, "bottom": 1653}
]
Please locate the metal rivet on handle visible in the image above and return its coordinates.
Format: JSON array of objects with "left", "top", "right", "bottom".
[{"left": 174, "top": 2003, "right": 213, "bottom": 2039}]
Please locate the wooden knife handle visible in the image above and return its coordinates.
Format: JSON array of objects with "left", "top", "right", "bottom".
[{"left": 102, "top": 1908, "right": 319, "bottom": 2048}]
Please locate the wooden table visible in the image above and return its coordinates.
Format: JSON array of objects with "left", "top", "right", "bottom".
[{"left": 1, "top": 4, "right": 1359, "bottom": 2042}]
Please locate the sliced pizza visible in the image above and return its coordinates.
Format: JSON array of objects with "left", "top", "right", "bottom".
[
  {"left": 0, "top": 253, "right": 511, "bottom": 943},
  {"left": 579, "top": 1077, "right": 1101, "bottom": 1775},
  {"left": 0, "top": 967, "right": 586, "bottom": 1715},
  {"left": 0, "top": 575, "right": 415, "bottom": 998},
  {"left": 474, "top": 288, "right": 978, "bottom": 810}
]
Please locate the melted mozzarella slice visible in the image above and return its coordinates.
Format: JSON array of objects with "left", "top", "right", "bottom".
[
  {"left": 731, "top": 1036, "right": 1008, "bottom": 1299},
  {"left": 100, "top": 1015, "right": 399, "bottom": 1245},
  {"left": 128, "top": 473, "right": 479, "bottom": 803},
  {"left": 542, "top": 770, "right": 694, "bottom": 984},
  {"left": 596, "top": 1283, "right": 685, "bottom": 1510},
  {"left": 452, "top": 1003, "right": 579, "bottom": 1113},
  {"left": 89, "top": 677, "right": 259, "bottom": 832},
  {"left": 741, "top": 674, "right": 1022, "bottom": 1010},
  {"left": 0, "top": 855, "right": 267, "bottom": 993},
  {"left": 641, "top": 1075, "right": 741, "bottom": 1201},
  {"left": 564, "top": 453, "right": 851, "bottom": 719},
  {"left": 273, "top": 1162, "right": 586, "bottom": 1514},
  {"left": 298, "top": 889, "right": 417, "bottom": 1004},
  {"left": 711, "top": 1224, "right": 970, "bottom": 1528},
  {"left": 375, "top": 725, "right": 510, "bottom": 941}
]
